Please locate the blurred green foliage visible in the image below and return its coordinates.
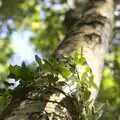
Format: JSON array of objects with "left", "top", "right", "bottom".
[
  {"left": 0, "top": 0, "right": 119, "bottom": 119},
  {"left": 98, "top": 44, "right": 120, "bottom": 120}
]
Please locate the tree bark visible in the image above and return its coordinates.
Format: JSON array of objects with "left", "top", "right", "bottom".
[
  {"left": 56, "top": 0, "right": 114, "bottom": 105},
  {"left": 0, "top": 0, "right": 114, "bottom": 120}
]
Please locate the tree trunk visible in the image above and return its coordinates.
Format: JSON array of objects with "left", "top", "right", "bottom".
[
  {"left": 0, "top": 0, "right": 114, "bottom": 120},
  {"left": 56, "top": 0, "right": 114, "bottom": 106}
]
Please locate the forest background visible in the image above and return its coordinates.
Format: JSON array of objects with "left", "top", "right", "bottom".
[{"left": 0, "top": 0, "right": 120, "bottom": 119}]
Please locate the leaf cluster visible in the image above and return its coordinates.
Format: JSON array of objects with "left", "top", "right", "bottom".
[{"left": 6, "top": 52, "right": 104, "bottom": 120}]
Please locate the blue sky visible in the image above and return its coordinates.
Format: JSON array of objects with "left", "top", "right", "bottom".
[
  {"left": 10, "top": 30, "right": 37, "bottom": 65},
  {"left": 7, "top": 31, "right": 37, "bottom": 88}
]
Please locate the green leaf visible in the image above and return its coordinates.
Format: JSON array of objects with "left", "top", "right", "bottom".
[
  {"left": 42, "top": 59, "right": 53, "bottom": 72},
  {"left": 9, "top": 65, "right": 21, "bottom": 80},
  {"left": 35, "top": 55, "right": 42, "bottom": 66},
  {"left": 61, "top": 67, "right": 72, "bottom": 78},
  {"left": 73, "top": 51, "right": 86, "bottom": 65},
  {"left": 89, "top": 78, "right": 98, "bottom": 90},
  {"left": 83, "top": 89, "right": 91, "bottom": 101},
  {"left": 58, "top": 62, "right": 72, "bottom": 79},
  {"left": 73, "top": 51, "right": 79, "bottom": 65},
  {"left": 9, "top": 64, "right": 34, "bottom": 83}
]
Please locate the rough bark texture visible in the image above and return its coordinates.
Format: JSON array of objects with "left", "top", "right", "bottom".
[
  {"left": 56, "top": 0, "right": 114, "bottom": 104},
  {"left": 0, "top": 0, "right": 114, "bottom": 120}
]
